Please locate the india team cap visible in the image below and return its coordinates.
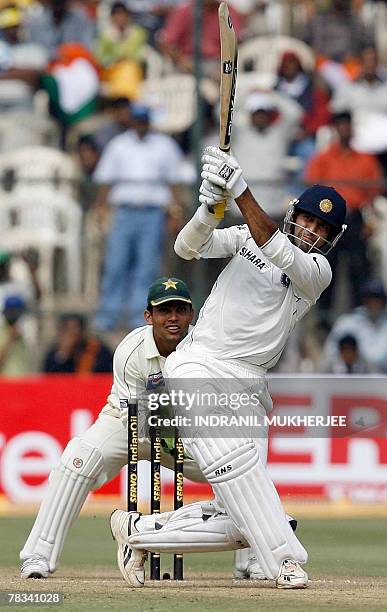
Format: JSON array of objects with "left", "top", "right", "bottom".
[
  {"left": 295, "top": 184, "right": 347, "bottom": 232},
  {"left": 147, "top": 277, "right": 192, "bottom": 307}
]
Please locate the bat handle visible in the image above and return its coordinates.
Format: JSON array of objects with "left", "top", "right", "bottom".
[
  {"left": 213, "top": 145, "right": 230, "bottom": 219},
  {"left": 213, "top": 199, "right": 227, "bottom": 219}
]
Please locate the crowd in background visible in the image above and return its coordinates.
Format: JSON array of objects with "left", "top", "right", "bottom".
[{"left": 0, "top": 0, "right": 387, "bottom": 375}]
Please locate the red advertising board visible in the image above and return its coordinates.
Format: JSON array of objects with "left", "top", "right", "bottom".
[{"left": 1, "top": 375, "right": 387, "bottom": 503}]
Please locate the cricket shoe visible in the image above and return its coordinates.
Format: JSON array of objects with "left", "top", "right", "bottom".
[
  {"left": 110, "top": 509, "right": 147, "bottom": 588},
  {"left": 21, "top": 555, "right": 50, "bottom": 579},
  {"left": 276, "top": 559, "right": 308, "bottom": 589}
]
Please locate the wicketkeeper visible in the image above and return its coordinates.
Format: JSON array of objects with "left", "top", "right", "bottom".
[{"left": 20, "top": 278, "right": 205, "bottom": 578}]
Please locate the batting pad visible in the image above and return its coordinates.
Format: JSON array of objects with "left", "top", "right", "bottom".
[
  {"left": 129, "top": 500, "right": 248, "bottom": 553},
  {"left": 20, "top": 438, "right": 104, "bottom": 572},
  {"left": 191, "top": 438, "right": 307, "bottom": 579}
]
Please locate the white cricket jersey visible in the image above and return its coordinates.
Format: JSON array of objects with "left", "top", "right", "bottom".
[
  {"left": 106, "top": 325, "right": 166, "bottom": 415},
  {"left": 175, "top": 204, "right": 332, "bottom": 370}
]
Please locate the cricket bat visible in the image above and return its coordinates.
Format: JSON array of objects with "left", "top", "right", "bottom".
[{"left": 214, "top": 1, "right": 238, "bottom": 220}]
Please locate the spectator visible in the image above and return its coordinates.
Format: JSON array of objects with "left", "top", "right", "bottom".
[
  {"left": 158, "top": 0, "right": 243, "bottom": 77},
  {"left": 304, "top": 110, "right": 383, "bottom": 320},
  {"left": 127, "top": 0, "right": 186, "bottom": 44},
  {"left": 301, "top": 0, "right": 373, "bottom": 64},
  {"left": 0, "top": 250, "right": 40, "bottom": 308},
  {"left": 96, "top": 2, "right": 147, "bottom": 67},
  {"left": 275, "top": 50, "right": 331, "bottom": 137},
  {"left": 0, "top": 6, "right": 48, "bottom": 111},
  {"left": 24, "top": 0, "right": 95, "bottom": 58},
  {"left": 322, "top": 280, "right": 387, "bottom": 373},
  {"left": 321, "top": 334, "right": 372, "bottom": 374},
  {"left": 93, "top": 97, "right": 132, "bottom": 151},
  {"left": 92, "top": 103, "right": 185, "bottom": 331},
  {"left": 0, "top": 295, "right": 33, "bottom": 376},
  {"left": 242, "top": 0, "right": 284, "bottom": 37},
  {"left": 274, "top": 50, "right": 332, "bottom": 194},
  {"left": 43, "top": 313, "right": 112, "bottom": 373},
  {"left": 330, "top": 46, "right": 387, "bottom": 171},
  {"left": 96, "top": 2, "right": 147, "bottom": 100},
  {"left": 77, "top": 134, "right": 101, "bottom": 212},
  {"left": 0, "top": 249, "right": 40, "bottom": 347},
  {"left": 232, "top": 90, "right": 302, "bottom": 222},
  {"left": 331, "top": 46, "right": 387, "bottom": 116}
]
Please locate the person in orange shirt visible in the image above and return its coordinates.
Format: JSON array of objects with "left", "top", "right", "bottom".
[{"left": 304, "top": 111, "right": 383, "bottom": 325}]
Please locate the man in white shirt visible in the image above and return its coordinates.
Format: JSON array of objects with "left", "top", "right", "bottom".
[
  {"left": 110, "top": 146, "right": 347, "bottom": 589},
  {"left": 20, "top": 277, "right": 205, "bottom": 578},
  {"left": 232, "top": 91, "right": 302, "bottom": 222},
  {"left": 323, "top": 278, "right": 387, "bottom": 373},
  {"left": 93, "top": 103, "right": 184, "bottom": 331}
]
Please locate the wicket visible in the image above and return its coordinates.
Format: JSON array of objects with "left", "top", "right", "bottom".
[{"left": 127, "top": 402, "right": 184, "bottom": 581}]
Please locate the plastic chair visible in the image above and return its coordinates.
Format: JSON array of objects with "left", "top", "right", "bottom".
[
  {"left": 238, "top": 35, "right": 315, "bottom": 75},
  {"left": 142, "top": 45, "right": 175, "bottom": 81},
  {"left": 140, "top": 74, "right": 196, "bottom": 133},
  {"left": 0, "top": 186, "right": 83, "bottom": 297},
  {"left": 0, "top": 146, "right": 78, "bottom": 194},
  {"left": 0, "top": 111, "right": 59, "bottom": 152}
]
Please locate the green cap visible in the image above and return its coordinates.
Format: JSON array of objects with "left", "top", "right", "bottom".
[
  {"left": 0, "top": 250, "right": 11, "bottom": 265},
  {"left": 147, "top": 277, "right": 192, "bottom": 307}
]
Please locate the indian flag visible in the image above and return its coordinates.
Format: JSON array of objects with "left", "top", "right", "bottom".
[{"left": 42, "top": 43, "right": 100, "bottom": 126}]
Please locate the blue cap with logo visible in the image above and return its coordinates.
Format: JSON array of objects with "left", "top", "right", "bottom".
[{"left": 295, "top": 185, "right": 347, "bottom": 233}]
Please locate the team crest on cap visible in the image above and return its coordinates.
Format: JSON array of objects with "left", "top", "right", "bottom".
[
  {"left": 319, "top": 199, "right": 333, "bottom": 213},
  {"left": 162, "top": 278, "right": 178, "bottom": 290}
]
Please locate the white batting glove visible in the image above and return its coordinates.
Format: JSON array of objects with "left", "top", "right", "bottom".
[
  {"left": 201, "top": 146, "right": 247, "bottom": 199},
  {"left": 199, "top": 179, "right": 228, "bottom": 209}
]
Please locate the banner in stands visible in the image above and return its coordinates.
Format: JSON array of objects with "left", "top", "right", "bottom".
[{"left": 0, "top": 375, "right": 386, "bottom": 503}]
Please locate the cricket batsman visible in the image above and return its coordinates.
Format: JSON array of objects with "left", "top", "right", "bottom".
[{"left": 110, "top": 146, "right": 347, "bottom": 589}]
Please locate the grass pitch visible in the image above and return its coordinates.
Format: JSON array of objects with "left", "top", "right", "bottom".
[{"left": 1, "top": 516, "right": 386, "bottom": 611}]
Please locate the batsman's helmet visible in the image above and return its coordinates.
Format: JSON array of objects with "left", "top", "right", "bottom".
[{"left": 283, "top": 184, "right": 347, "bottom": 254}]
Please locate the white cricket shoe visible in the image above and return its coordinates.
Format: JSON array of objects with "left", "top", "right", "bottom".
[
  {"left": 110, "top": 510, "right": 147, "bottom": 588},
  {"left": 276, "top": 559, "right": 308, "bottom": 589},
  {"left": 21, "top": 555, "right": 50, "bottom": 579}
]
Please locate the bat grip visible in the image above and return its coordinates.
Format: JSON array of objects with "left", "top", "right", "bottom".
[{"left": 213, "top": 198, "right": 227, "bottom": 220}]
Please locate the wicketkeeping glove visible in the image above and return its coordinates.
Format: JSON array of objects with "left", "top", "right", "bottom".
[{"left": 201, "top": 146, "right": 248, "bottom": 199}]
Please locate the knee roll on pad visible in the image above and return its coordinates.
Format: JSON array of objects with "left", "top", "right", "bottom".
[
  {"left": 202, "top": 442, "right": 258, "bottom": 484},
  {"left": 61, "top": 438, "right": 105, "bottom": 479},
  {"left": 187, "top": 437, "right": 255, "bottom": 476}
]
